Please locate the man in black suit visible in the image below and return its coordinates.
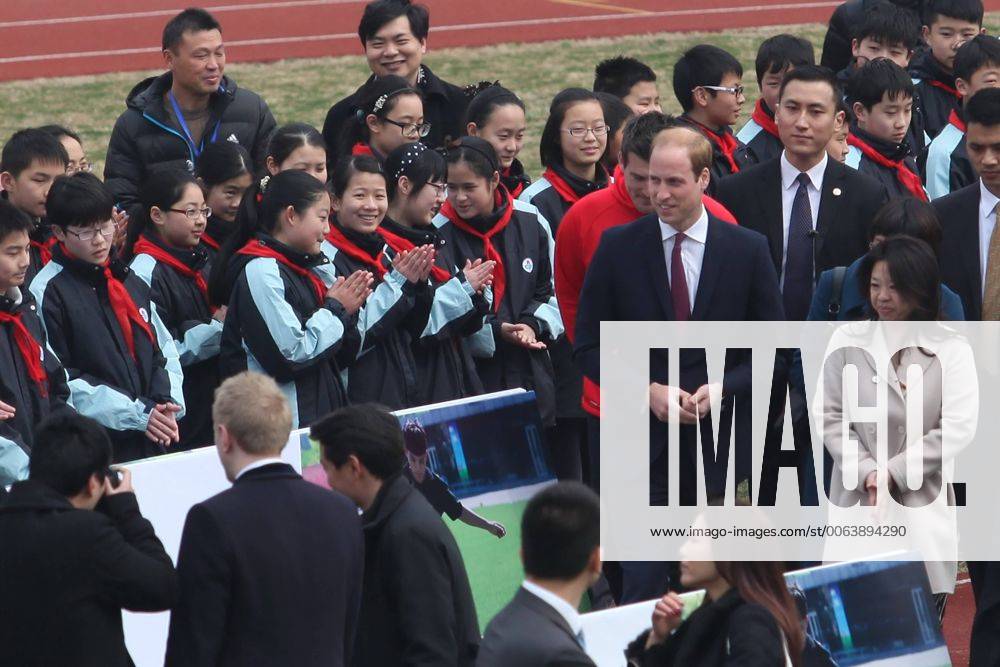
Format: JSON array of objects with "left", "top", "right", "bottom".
[
  {"left": 312, "top": 404, "right": 480, "bottom": 667},
  {"left": 716, "top": 65, "right": 887, "bottom": 321},
  {"left": 478, "top": 482, "right": 600, "bottom": 667},
  {"left": 0, "top": 412, "right": 176, "bottom": 667},
  {"left": 932, "top": 87, "right": 1000, "bottom": 667},
  {"left": 165, "top": 372, "right": 363, "bottom": 667},
  {"left": 574, "top": 127, "right": 784, "bottom": 601}
]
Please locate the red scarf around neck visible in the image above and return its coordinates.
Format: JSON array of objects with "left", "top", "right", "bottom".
[
  {"left": 30, "top": 237, "right": 56, "bottom": 266},
  {"left": 439, "top": 188, "right": 515, "bottom": 311},
  {"left": 751, "top": 99, "right": 779, "bottom": 138},
  {"left": 236, "top": 240, "right": 327, "bottom": 306},
  {"left": 847, "top": 133, "right": 928, "bottom": 202},
  {"left": 377, "top": 227, "right": 452, "bottom": 283},
  {"left": 133, "top": 238, "right": 210, "bottom": 304},
  {"left": 200, "top": 232, "right": 221, "bottom": 251},
  {"left": 927, "top": 79, "right": 961, "bottom": 100},
  {"left": 325, "top": 225, "right": 390, "bottom": 280},
  {"left": 0, "top": 308, "right": 47, "bottom": 397},
  {"left": 542, "top": 167, "right": 583, "bottom": 205},
  {"left": 685, "top": 117, "right": 741, "bottom": 173},
  {"left": 948, "top": 109, "right": 967, "bottom": 133}
]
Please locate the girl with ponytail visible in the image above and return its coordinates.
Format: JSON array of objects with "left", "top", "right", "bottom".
[{"left": 215, "top": 169, "right": 373, "bottom": 428}]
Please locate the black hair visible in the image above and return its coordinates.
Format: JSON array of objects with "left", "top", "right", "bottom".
[
  {"left": 0, "top": 198, "right": 33, "bottom": 242},
  {"left": 123, "top": 168, "right": 202, "bottom": 260},
  {"left": 924, "top": 0, "right": 984, "bottom": 28},
  {"left": 358, "top": 0, "right": 429, "bottom": 45},
  {"left": 463, "top": 82, "right": 525, "bottom": 130},
  {"left": 539, "top": 88, "right": 604, "bottom": 168},
  {"left": 384, "top": 142, "right": 445, "bottom": 199},
  {"left": 330, "top": 154, "right": 387, "bottom": 200},
  {"left": 197, "top": 140, "right": 252, "bottom": 188},
  {"left": 966, "top": 87, "right": 1000, "bottom": 128},
  {"left": 29, "top": 411, "right": 113, "bottom": 497},
  {"left": 788, "top": 585, "right": 809, "bottom": 619},
  {"left": 37, "top": 124, "right": 82, "bottom": 146},
  {"left": 619, "top": 111, "right": 681, "bottom": 166},
  {"left": 593, "top": 55, "right": 657, "bottom": 98},
  {"left": 859, "top": 235, "right": 941, "bottom": 321},
  {"left": 778, "top": 64, "right": 841, "bottom": 106},
  {"left": 754, "top": 34, "right": 815, "bottom": 85},
  {"left": 46, "top": 172, "right": 114, "bottom": 230},
  {"left": 401, "top": 420, "right": 428, "bottom": 456},
  {"left": 868, "top": 198, "right": 943, "bottom": 254},
  {"left": 596, "top": 92, "right": 633, "bottom": 138},
  {"left": 162, "top": 7, "right": 222, "bottom": 51},
  {"left": 267, "top": 122, "right": 326, "bottom": 167},
  {"left": 207, "top": 169, "right": 329, "bottom": 305},
  {"left": 1, "top": 128, "right": 68, "bottom": 176},
  {"left": 853, "top": 0, "right": 920, "bottom": 51},
  {"left": 836, "top": 94, "right": 854, "bottom": 125},
  {"left": 446, "top": 136, "right": 500, "bottom": 181},
  {"left": 954, "top": 34, "right": 1000, "bottom": 83},
  {"left": 311, "top": 404, "right": 406, "bottom": 480},
  {"left": 849, "top": 58, "right": 914, "bottom": 110},
  {"left": 521, "top": 482, "right": 601, "bottom": 580},
  {"left": 672, "top": 44, "right": 744, "bottom": 113},
  {"left": 342, "top": 76, "right": 422, "bottom": 154}
]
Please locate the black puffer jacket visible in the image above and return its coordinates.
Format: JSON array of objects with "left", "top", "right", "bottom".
[{"left": 104, "top": 72, "right": 275, "bottom": 215}]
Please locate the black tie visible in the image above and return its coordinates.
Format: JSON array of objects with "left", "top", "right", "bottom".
[{"left": 783, "top": 172, "right": 814, "bottom": 320}]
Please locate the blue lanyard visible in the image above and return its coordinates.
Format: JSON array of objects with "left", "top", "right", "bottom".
[{"left": 167, "top": 91, "right": 218, "bottom": 159}]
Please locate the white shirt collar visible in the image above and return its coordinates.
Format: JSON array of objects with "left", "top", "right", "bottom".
[
  {"left": 780, "top": 151, "right": 828, "bottom": 191},
  {"left": 521, "top": 580, "right": 583, "bottom": 635},
  {"left": 234, "top": 457, "right": 287, "bottom": 480},
  {"left": 659, "top": 206, "right": 709, "bottom": 244},
  {"left": 980, "top": 179, "right": 1000, "bottom": 221}
]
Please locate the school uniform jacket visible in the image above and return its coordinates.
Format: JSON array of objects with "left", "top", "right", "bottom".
[
  {"left": 0, "top": 287, "right": 70, "bottom": 484},
  {"left": 131, "top": 234, "right": 221, "bottom": 450},
  {"left": 736, "top": 99, "right": 784, "bottom": 164},
  {"left": 220, "top": 235, "right": 359, "bottom": 429},
  {"left": 29, "top": 245, "right": 185, "bottom": 463},
  {"left": 25, "top": 220, "right": 56, "bottom": 287},
  {"left": 910, "top": 49, "right": 963, "bottom": 140},
  {"left": 434, "top": 193, "right": 563, "bottom": 426},
  {"left": 679, "top": 115, "right": 756, "bottom": 194},
  {"left": 925, "top": 110, "right": 975, "bottom": 200},
  {"left": 839, "top": 65, "right": 929, "bottom": 160},
  {"left": 844, "top": 126, "right": 928, "bottom": 200}
]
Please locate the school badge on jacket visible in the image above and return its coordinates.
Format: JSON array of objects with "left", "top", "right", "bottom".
[{"left": 522, "top": 258, "right": 533, "bottom": 273}]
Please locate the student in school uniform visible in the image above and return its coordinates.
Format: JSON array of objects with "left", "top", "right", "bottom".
[
  {"left": 262, "top": 123, "right": 329, "bottom": 183},
  {"left": 29, "top": 173, "right": 185, "bottom": 463},
  {"left": 465, "top": 83, "right": 531, "bottom": 198},
  {"left": 0, "top": 129, "right": 68, "bottom": 285},
  {"left": 737, "top": 34, "right": 815, "bottom": 164},
  {"left": 213, "top": 169, "right": 372, "bottom": 429},
  {"left": 845, "top": 59, "right": 928, "bottom": 200},
  {"left": 195, "top": 140, "right": 252, "bottom": 260},
  {"left": 910, "top": 0, "right": 985, "bottom": 140},
  {"left": 125, "top": 169, "right": 225, "bottom": 450},
  {"left": 925, "top": 35, "right": 1000, "bottom": 199},
  {"left": 383, "top": 143, "right": 493, "bottom": 405},
  {"left": 596, "top": 92, "right": 634, "bottom": 174},
  {"left": 593, "top": 55, "right": 662, "bottom": 115},
  {"left": 826, "top": 97, "right": 853, "bottom": 163},
  {"left": 434, "top": 137, "right": 563, "bottom": 444},
  {"left": 336, "top": 76, "right": 427, "bottom": 166},
  {"left": 0, "top": 200, "right": 71, "bottom": 485}
]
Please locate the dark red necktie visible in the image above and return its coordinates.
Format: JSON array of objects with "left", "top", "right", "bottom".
[{"left": 670, "top": 233, "right": 690, "bottom": 321}]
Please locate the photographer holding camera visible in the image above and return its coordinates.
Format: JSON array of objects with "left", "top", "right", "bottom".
[{"left": 0, "top": 412, "right": 177, "bottom": 666}]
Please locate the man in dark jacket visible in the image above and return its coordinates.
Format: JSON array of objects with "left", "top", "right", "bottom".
[
  {"left": 312, "top": 404, "right": 480, "bottom": 667},
  {"left": 0, "top": 411, "right": 177, "bottom": 667},
  {"left": 104, "top": 8, "right": 275, "bottom": 215},
  {"left": 322, "top": 0, "right": 467, "bottom": 160}
]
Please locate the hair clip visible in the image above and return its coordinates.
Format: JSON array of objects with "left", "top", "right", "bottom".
[
  {"left": 259, "top": 175, "right": 270, "bottom": 191},
  {"left": 373, "top": 94, "right": 389, "bottom": 113}
]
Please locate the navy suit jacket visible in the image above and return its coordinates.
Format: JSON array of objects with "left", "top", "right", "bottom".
[{"left": 933, "top": 183, "right": 983, "bottom": 321}]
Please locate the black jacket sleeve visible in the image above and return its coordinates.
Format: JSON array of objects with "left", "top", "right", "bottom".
[
  {"left": 104, "top": 112, "right": 146, "bottom": 217},
  {"left": 250, "top": 95, "right": 277, "bottom": 173}
]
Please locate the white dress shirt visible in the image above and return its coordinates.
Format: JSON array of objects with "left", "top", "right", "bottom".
[
  {"left": 234, "top": 457, "right": 287, "bottom": 480},
  {"left": 979, "top": 179, "right": 1000, "bottom": 297},
  {"left": 660, "top": 206, "right": 709, "bottom": 310},
  {"left": 521, "top": 580, "right": 583, "bottom": 639},
  {"left": 779, "top": 151, "right": 827, "bottom": 285}
]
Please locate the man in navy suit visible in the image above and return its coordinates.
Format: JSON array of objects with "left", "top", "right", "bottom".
[{"left": 574, "top": 127, "right": 783, "bottom": 601}]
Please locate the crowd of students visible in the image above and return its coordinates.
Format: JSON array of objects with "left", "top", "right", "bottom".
[{"left": 2, "top": 0, "right": 1000, "bottom": 664}]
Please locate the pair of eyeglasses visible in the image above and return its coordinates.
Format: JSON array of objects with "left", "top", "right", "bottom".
[
  {"left": 562, "top": 125, "right": 610, "bottom": 138},
  {"left": 65, "top": 161, "right": 92, "bottom": 175},
  {"left": 428, "top": 182, "right": 447, "bottom": 195},
  {"left": 699, "top": 85, "right": 745, "bottom": 97},
  {"left": 168, "top": 207, "right": 213, "bottom": 221},
  {"left": 383, "top": 118, "right": 432, "bottom": 139},
  {"left": 64, "top": 220, "right": 117, "bottom": 242}
]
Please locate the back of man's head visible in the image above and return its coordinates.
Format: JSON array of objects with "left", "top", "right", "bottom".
[
  {"left": 29, "top": 412, "right": 112, "bottom": 497},
  {"left": 522, "top": 482, "right": 600, "bottom": 581},
  {"left": 311, "top": 404, "right": 405, "bottom": 479},
  {"left": 213, "top": 371, "right": 292, "bottom": 456}
]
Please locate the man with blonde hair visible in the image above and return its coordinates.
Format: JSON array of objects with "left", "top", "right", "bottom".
[{"left": 166, "top": 372, "right": 363, "bottom": 667}]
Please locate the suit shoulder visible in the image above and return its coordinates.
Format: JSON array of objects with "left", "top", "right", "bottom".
[
  {"left": 933, "top": 183, "right": 979, "bottom": 213},
  {"left": 712, "top": 216, "right": 768, "bottom": 246},
  {"left": 836, "top": 161, "right": 885, "bottom": 192},
  {"left": 722, "top": 159, "right": 778, "bottom": 186}
]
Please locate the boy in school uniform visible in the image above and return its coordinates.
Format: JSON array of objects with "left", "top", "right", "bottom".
[
  {"left": 0, "top": 129, "right": 69, "bottom": 285},
  {"left": 845, "top": 59, "right": 927, "bottom": 200},
  {"left": 737, "top": 34, "right": 815, "bottom": 164},
  {"left": 910, "top": 0, "right": 985, "bottom": 140},
  {"left": 593, "top": 55, "right": 662, "bottom": 115},
  {"left": 29, "top": 173, "right": 185, "bottom": 463},
  {"left": 673, "top": 44, "right": 755, "bottom": 193},
  {"left": 0, "top": 200, "right": 71, "bottom": 485}
]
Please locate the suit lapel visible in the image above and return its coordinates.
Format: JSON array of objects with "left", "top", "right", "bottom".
[
  {"left": 962, "top": 189, "right": 984, "bottom": 318},
  {"left": 760, "top": 162, "right": 784, "bottom": 274},
  {"left": 816, "top": 160, "right": 847, "bottom": 270},
  {"left": 638, "top": 216, "right": 675, "bottom": 318},
  {"left": 692, "top": 217, "right": 722, "bottom": 319}
]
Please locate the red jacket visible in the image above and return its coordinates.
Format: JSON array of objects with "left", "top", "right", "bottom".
[{"left": 554, "top": 165, "right": 737, "bottom": 416}]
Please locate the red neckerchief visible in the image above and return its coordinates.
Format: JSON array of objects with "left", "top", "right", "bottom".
[
  {"left": 29, "top": 236, "right": 56, "bottom": 265},
  {"left": 325, "top": 225, "right": 390, "bottom": 279},
  {"left": 237, "top": 240, "right": 327, "bottom": 305},
  {"left": 0, "top": 308, "right": 47, "bottom": 397},
  {"left": 927, "top": 79, "right": 961, "bottom": 101},
  {"left": 685, "top": 117, "right": 741, "bottom": 173},
  {"left": 948, "top": 109, "right": 967, "bottom": 133},
  {"left": 133, "top": 237, "right": 210, "bottom": 304},
  {"left": 847, "top": 133, "right": 928, "bottom": 202},
  {"left": 200, "top": 232, "right": 221, "bottom": 251},
  {"left": 352, "top": 142, "right": 375, "bottom": 157},
  {"left": 751, "top": 99, "right": 779, "bottom": 138},
  {"left": 542, "top": 167, "right": 584, "bottom": 205},
  {"left": 440, "top": 187, "right": 515, "bottom": 312},
  {"left": 376, "top": 227, "right": 452, "bottom": 283}
]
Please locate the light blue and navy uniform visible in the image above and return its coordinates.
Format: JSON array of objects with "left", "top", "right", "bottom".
[
  {"left": 910, "top": 49, "right": 963, "bottom": 141},
  {"left": 736, "top": 100, "right": 784, "bottom": 163},
  {"left": 925, "top": 111, "right": 975, "bottom": 200}
]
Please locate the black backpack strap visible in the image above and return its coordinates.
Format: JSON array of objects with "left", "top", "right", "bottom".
[{"left": 827, "top": 266, "right": 849, "bottom": 320}]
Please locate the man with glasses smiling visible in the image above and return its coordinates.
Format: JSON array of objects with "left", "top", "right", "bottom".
[{"left": 29, "top": 173, "right": 185, "bottom": 464}]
